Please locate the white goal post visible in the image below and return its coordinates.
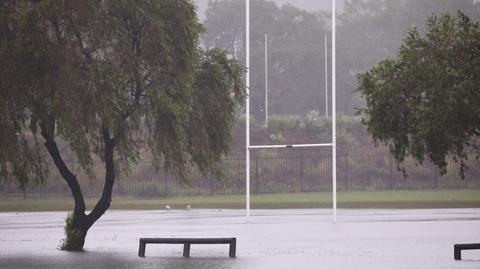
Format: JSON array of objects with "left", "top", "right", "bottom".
[{"left": 245, "top": 0, "right": 337, "bottom": 222}]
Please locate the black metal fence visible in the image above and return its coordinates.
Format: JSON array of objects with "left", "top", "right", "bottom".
[{"left": 1, "top": 153, "right": 479, "bottom": 199}]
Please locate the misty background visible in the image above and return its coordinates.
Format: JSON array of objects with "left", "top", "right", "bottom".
[
  {"left": 196, "top": 0, "right": 345, "bottom": 20},
  {"left": 194, "top": 0, "right": 480, "bottom": 123}
]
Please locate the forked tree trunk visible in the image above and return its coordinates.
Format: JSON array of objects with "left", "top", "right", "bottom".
[{"left": 41, "top": 126, "right": 116, "bottom": 251}]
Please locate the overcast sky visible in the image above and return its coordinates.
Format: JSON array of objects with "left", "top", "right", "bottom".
[{"left": 194, "top": 0, "right": 345, "bottom": 21}]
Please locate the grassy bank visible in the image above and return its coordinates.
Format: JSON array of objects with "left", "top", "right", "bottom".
[{"left": 1, "top": 189, "right": 479, "bottom": 212}]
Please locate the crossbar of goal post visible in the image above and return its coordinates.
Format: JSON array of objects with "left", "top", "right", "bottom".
[
  {"left": 245, "top": 0, "right": 337, "bottom": 222},
  {"left": 249, "top": 143, "right": 332, "bottom": 149}
]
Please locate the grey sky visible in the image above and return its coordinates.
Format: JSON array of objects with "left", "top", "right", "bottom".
[{"left": 195, "top": 0, "right": 345, "bottom": 21}]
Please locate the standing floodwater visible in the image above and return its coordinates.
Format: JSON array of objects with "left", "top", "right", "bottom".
[{"left": 0, "top": 209, "right": 479, "bottom": 269}]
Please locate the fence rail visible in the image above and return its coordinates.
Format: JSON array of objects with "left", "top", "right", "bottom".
[{"left": 1, "top": 153, "right": 479, "bottom": 199}]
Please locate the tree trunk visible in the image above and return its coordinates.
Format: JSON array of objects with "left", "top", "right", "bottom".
[
  {"left": 86, "top": 127, "right": 116, "bottom": 229},
  {"left": 41, "top": 125, "right": 116, "bottom": 251}
]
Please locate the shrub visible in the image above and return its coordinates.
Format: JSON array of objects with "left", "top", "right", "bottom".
[
  {"left": 60, "top": 212, "right": 83, "bottom": 251},
  {"left": 269, "top": 115, "right": 302, "bottom": 130}
]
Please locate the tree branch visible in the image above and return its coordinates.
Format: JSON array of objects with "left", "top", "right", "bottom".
[
  {"left": 121, "top": 32, "right": 145, "bottom": 120},
  {"left": 40, "top": 123, "right": 86, "bottom": 216},
  {"left": 67, "top": 17, "right": 92, "bottom": 64},
  {"left": 86, "top": 126, "right": 116, "bottom": 228}
]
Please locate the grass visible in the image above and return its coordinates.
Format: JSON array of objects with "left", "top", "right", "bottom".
[{"left": 0, "top": 189, "right": 479, "bottom": 212}]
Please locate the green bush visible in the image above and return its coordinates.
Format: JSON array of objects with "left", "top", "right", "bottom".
[
  {"left": 336, "top": 112, "right": 362, "bottom": 131},
  {"left": 269, "top": 115, "right": 302, "bottom": 130},
  {"left": 60, "top": 212, "right": 84, "bottom": 251},
  {"left": 304, "top": 110, "right": 325, "bottom": 130}
]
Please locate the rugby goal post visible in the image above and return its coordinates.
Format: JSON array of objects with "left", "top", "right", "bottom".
[{"left": 245, "top": 0, "right": 337, "bottom": 222}]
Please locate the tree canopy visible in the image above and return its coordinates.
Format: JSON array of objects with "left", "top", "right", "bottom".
[
  {"left": 0, "top": 0, "right": 244, "bottom": 250},
  {"left": 338, "top": 0, "right": 480, "bottom": 114},
  {"left": 357, "top": 12, "right": 480, "bottom": 177}
]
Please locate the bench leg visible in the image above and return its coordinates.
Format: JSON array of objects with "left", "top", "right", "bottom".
[
  {"left": 139, "top": 242, "right": 146, "bottom": 257},
  {"left": 454, "top": 245, "right": 461, "bottom": 260},
  {"left": 183, "top": 243, "right": 191, "bottom": 258},
  {"left": 229, "top": 238, "right": 236, "bottom": 258}
]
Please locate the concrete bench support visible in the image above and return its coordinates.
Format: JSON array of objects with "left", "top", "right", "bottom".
[
  {"left": 454, "top": 243, "right": 480, "bottom": 260},
  {"left": 138, "top": 237, "right": 236, "bottom": 258}
]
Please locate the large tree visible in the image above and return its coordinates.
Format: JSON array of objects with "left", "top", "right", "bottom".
[
  {"left": 338, "top": 0, "right": 480, "bottom": 114},
  {"left": 357, "top": 12, "right": 480, "bottom": 177},
  {"left": 0, "top": 0, "right": 244, "bottom": 250}
]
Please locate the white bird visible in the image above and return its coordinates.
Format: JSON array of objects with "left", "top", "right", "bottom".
[
  {"left": 186, "top": 204, "right": 191, "bottom": 210},
  {"left": 165, "top": 205, "right": 171, "bottom": 210}
]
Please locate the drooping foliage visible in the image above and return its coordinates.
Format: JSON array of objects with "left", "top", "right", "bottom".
[
  {"left": 338, "top": 0, "right": 480, "bottom": 114},
  {"left": 0, "top": 0, "right": 244, "bottom": 250},
  {"left": 0, "top": 0, "right": 244, "bottom": 186},
  {"left": 357, "top": 12, "right": 480, "bottom": 177}
]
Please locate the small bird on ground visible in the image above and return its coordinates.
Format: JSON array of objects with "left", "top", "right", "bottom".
[
  {"left": 186, "top": 204, "right": 191, "bottom": 210},
  {"left": 165, "top": 205, "right": 171, "bottom": 210}
]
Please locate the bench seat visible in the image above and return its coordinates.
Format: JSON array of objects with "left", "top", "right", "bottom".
[
  {"left": 454, "top": 243, "right": 480, "bottom": 260},
  {"left": 138, "top": 237, "right": 236, "bottom": 258}
]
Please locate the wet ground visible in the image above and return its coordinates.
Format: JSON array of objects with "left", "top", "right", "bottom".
[{"left": 0, "top": 208, "right": 479, "bottom": 268}]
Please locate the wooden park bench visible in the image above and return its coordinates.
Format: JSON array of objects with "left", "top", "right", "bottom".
[
  {"left": 138, "top": 237, "right": 236, "bottom": 258},
  {"left": 454, "top": 243, "right": 480, "bottom": 260}
]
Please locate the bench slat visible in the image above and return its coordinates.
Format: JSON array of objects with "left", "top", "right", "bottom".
[
  {"left": 138, "top": 237, "right": 236, "bottom": 258},
  {"left": 140, "top": 238, "right": 235, "bottom": 244},
  {"left": 455, "top": 243, "right": 480, "bottom": 250}
]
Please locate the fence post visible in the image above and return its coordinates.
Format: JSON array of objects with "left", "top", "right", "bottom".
[
  {"left": 210, "top": 175, "right": 214, "bottom": 195},
  {"left": 300, "top": 156, "right": 304, "bottom": 192},
  {"left": 255, "top": 157, "right": 259, "bottom": 194},
  {"left": 165, "top": 170, "right": 169, "bottom": 197},
  {"left": 343, "top": 152, "right": 347, "bottom": 192},
  {"left": 388, "top": 155, "right": 393, "bottom": 190}
]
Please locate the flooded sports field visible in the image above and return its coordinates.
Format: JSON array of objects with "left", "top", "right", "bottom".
[{"left": 0, "top": 209, "right": 479, "bottom": 269}]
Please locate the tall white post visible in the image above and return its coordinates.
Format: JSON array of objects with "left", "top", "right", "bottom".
[
  {"left": 265, "top": 34, "right": 268, "bottom": 127},
  {"left": 325, "top": 33, "right": 328, "bottom": 118},
  {"left": 245, "top": 0, "right": 251, "bottom": 219},
  {"left": 331, "top": 0, "right": 337, "bottom": 223}
]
